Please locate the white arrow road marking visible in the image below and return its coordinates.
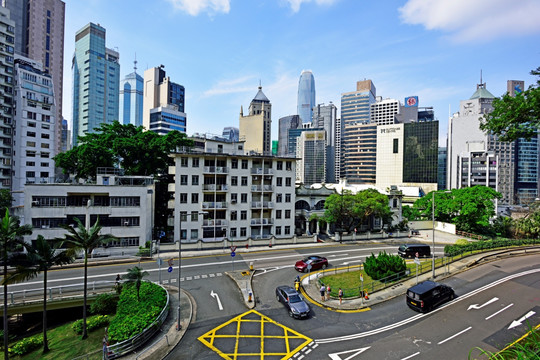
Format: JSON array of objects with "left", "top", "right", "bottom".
[
  {"left": 485, "top": 303, "right": 513, "bottom": 320},
  {"left": 210, "top": 290, "right": 223, "bottom": 310},
  {"left": 508, "top": 311, "right": 535, "bottom": 329},
  {"left": 468, "top": 297, "right": 499, "bottom": 311},
  {"left": 328, "top": 347, "right": 370, "bottom": 360}
]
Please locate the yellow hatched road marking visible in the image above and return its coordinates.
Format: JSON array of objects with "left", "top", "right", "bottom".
[{"left": 198, "top": 309, "right": 312, "bottom": 359}]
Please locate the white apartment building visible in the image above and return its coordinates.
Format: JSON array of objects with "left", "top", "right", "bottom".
[
  {"left": 24, "top": 169, "right": 154, "bottom": 247},
  {"left": 13, "top": 55, "right": 56, "bottom": 208},
  {"left": 169, "top": 137, "right": 296, "bottom": 243}
]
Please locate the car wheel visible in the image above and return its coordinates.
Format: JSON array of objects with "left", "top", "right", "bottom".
[
  {"left": 288, "top": 310, "right": 293, "bottom": 318},
  {"left": 450, "top": 293, "right": 455, "bottom": 300},
  {"left": 322, "top": 264, "right": 327, "bottom": 270},
  {"left": 276, "top": 295, "right": 280, "bottom": 302}
]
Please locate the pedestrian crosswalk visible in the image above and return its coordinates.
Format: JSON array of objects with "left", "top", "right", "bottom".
[{"left": 162, "top": 273, "right": 223, "bottom": 284}]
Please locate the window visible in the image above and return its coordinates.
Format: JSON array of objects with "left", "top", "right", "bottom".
[
  {"left": 276, "top": 177, "right": 282, "bottom": 186},
  {"left": 240, "top": 227, "right": 247, "bottom": 237},
  {"left": 277, "top": 161, "right": 283, "bottom": 170},
  {"left": 230, "top": 228, "right": 237, "bottom": 238},
  {"left": 40, "top": 152, "right": 50, "bottom": 158},
  {"left": 192, "top": 175, "right": 199, "bottom": 186},
  {"left": 285, "top": 194, "right": 291, "bottom": 203},
  {"left": 240, "top": 211, "right": 247, "bottom": 220},
  {"left": 180, "top": 157, "right": 188, "bottom": 167},
  {"left": 393, "top": 199, "right": 398, "bottom": 208},
  {"left": 26, "top": 161, "right": 35, "bottom": 166},
  {"left": 41, "top": 143, "right": 50, "bottom": 149},
  {"left": 180, "top": 193, "right": 187, "bottom": 203},
  {"left": 276, "top": 194, "right": 282, "bottom": 203},
  {"left": 285, "top": 226, "right": 291, "bottom": 235},
  {"left": 27, "top": 131, "right": 36, "bottom": 137},
  {"left": 192, "top": 158, "right": 199, "bottom": 167},
  {"left": 285, "top": 177, "right": 292, "bottom": 187},
  {"left": 231, "top": 176, "right": 238, "bottom": 186},
  {"left": 27, "top": 121, "right": 36, "bottom": 128},
  {"left": 230, "top": 211, "right": 237, "bottom": 221},
  {"left": 241, "top": 160, "right": 248, "bottom": 169},
  {"left": 276, "top": 210, "right": 282, "bottom": 219},
  {"left": 191, "top": 193, "right": 199, "bottom": 203},
  {"left": 231, "top": 193, "right": 238, "bottom": 203},
  {"left": 26, "top": 171, "right": 35, "bottom": 178},
  {"left": 275, "top": 226, "right": 282, "bottom": 235},
  {"left": 180, "top": 175, "right": 188, "bottom": 185},
  {"left": 191, "top": 229, "right": 198, "bottom": 239},
  {"left": 231, "top": 158, "right": 238, "bottom": 169},
  {"left": 286, "top": 162, "right": 292, "bottom": 171},
  {"left": 285, "top": 210, "right": 291, "bottom": 219},
  {"left": 41, "top": 133, "right": 50, "bottom": 139},
  {"left": 241, "top": 176, "right": 248, "bottom": 186},
  {"left": 393, "top": 138, "right": 399, "bottom": 154},
  {"left": 241, "top": 193, "right": 248, "bottom": 203}
]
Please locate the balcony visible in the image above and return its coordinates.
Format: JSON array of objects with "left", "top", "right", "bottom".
[
  {"left": 202, "top": 201, "right": 228, "bottom": 209},
  {"left": 250, "top": 185, "right": 274, "bottom": 192},
  {"left": 204, "top": 166, "right": 229, "bottom": 174},
  {"left": 203, "top": 219, "right": 228, "bottom": 227},
  {"left": 250, "top": 201, "right": 274, "bottom": 209},
  {"left": 250, "top": 168, "right": 273, "bottom": 175},
  {"left": 202, "top": 184, "right": 229, "bottom": 192},
  {"left": 250, "top": 218, "right": 274, "bottom": 225}
]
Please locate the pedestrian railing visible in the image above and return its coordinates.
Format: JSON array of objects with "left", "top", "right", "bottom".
[{"left": 106, "top": 283, "right": 170, "bottom": 359}]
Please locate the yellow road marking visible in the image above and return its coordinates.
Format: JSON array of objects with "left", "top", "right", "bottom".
[{"left": 198, "top": 309, "right": 312, "bottom": 359}]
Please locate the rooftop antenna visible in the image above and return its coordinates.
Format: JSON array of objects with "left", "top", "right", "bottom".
[
  {"left": 134, "top": 53, "right": 137, "bottom": 73},
  {"left": 259, "top": 79, "right": 262, "bottom": 89}
]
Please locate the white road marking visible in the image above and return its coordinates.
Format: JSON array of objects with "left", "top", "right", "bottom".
[
  {"left": 401, "top": 352, "right": 420, "bottom": 360},
  {"left": 437, "top": 326, "right": 472, "bottom": 345},
  {"left": 328, "top": 347, "right": 370, "bottom": 360},
  {"left": 508, "top": 311, "right": 536, "bottom": 329},
  {"left": 485, "top": 303, "right": 513, "bottom": 320},
  {"left": 210, "top": 290, "right": 223, "bottom": 310},
  {"left": 468, "top": 297, "right": 499, "bottom": 311}
]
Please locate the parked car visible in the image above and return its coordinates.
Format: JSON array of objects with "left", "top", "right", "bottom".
[
  {"left": 406, "top": 280, "right": 455, "bottom": 313},
  {"left": 294, "top": 255, "right": 328, "bottom": 272},
  {"left": 398, "top": 244, "right": 431, "bottom": 258},
  {"left": 410, "top": 229, "right": 420, "bottom": 235},
  {"left": 275, "top": 285, "right": 310, "bottom": 318}
]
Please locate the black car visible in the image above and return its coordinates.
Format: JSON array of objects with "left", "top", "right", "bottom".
[
  {"left": 406, "top": 280, "right": 455, "bottom": 313},
  {"left": 275, "top": 286, "right": 310, "bottom": 319},
  {"left": 398, "top": 244, "right": 431, "bottom": 258}
]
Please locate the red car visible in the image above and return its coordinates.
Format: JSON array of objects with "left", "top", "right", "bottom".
[{"left": 295, "top": 255, "right": 328, "bottom": 272}]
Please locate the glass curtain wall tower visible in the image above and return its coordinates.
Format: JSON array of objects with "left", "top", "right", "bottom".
[{"left": 297, "top": 70, "right": 315, "bottom": 124}]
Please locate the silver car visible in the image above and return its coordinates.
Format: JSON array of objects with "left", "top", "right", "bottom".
[{"left": 275, "top": 285, "right": 310, "bottom": 319}]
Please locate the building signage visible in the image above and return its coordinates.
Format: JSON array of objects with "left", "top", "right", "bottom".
[{"left": 405, "top": 96, "right": 418, "bottom": 107}]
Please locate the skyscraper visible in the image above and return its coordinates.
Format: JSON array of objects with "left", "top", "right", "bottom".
[
  {"left": 119, "top": 59, "right": 143, "bottom": 127},
  {"left": 341, "top": 80, "right": 376, "bottom": 183},
  {"left": 312, "top": 103, "right": 338, "bottom": 183},
  {"left": 0, "top": 6, "right": 14, "bottom": 189},
  {"left": 297, "top": 70, "right": 315, "bottom": 124},
  {"left": 142, "top": 65, "right": 186, "bottom": 135},
  {"left": 72, "top": 23, "right": 120, "bottom": 145},
  {"left": 278, "top": 115, "right": 300, "bottom": 156},
  {"left": 239, "top": 86, "right": 272, "bottom": 155},
  {"left": 296, "top": 130, "right": 326, "bottom": 185}
]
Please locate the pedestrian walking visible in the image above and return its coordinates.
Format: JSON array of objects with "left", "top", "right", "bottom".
[
  {"left": 326, "top": 284, "right": 331, "bottom": 300},
  {"left": 338, "top": 288, "right": 343, "bottom": 305},
  {"left": 320, "top": 284, "right": 326, "bottom": 301}
]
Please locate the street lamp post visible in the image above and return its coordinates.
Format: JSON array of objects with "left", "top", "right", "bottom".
[{"left": 432, "top": 190, "right": 451, "bottom": 279}]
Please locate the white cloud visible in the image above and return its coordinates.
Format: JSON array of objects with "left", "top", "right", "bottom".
[
  {"left": 399, "top": 0, "right": 540, "bottom": 42},
  {"left": 284, "top": 0, "right": 339, "bottom": 13},
  {"left": 167, "top": 0, "right": 230, "bottom": 16},
  {"left": 203, "top": 76, "right": 257, "bottom": 97}
]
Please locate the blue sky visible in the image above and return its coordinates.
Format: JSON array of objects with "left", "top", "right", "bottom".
[{"left": 63, "top": 0, "right": 540, "bottom": 145}]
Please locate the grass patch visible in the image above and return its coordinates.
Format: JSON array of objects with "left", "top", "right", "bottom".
[{"left": 319, "top": 270, "right": 374, "bottom": 298}]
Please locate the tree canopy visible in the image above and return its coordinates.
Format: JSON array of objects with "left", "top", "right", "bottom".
[
  {"left": 480, "top": 67, "right": 540, "bottom": 141},
  {"left": 54, "top": 121, "right": 194, "bottom": 180}
]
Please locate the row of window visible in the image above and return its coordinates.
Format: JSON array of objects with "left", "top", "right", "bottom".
[
  {"left": 31, "top": 196, "right": 141, "bottom": 207},
  {"left": 180, "top": 157, "right": 293, "bottom": 171},
  {"left": 32, "top": 216, "right": 140, "bottom": 228},
  {"left": 181, "top": 226, "right": 291, "bottom": 240}
]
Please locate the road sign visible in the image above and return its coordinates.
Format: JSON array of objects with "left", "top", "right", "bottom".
[
  {"left": 360, "top": 274, "right": 363, "bottom": 282},
  {"left": 231, "top": 252, "right": 236, "bottom": 257},
  {"left": 230, "top": 246, "right": 237, "bottom": 252},
  {"left": 307, "top": 264, "right": 312, "bottom": 270},
  {"left": 168, "top": 266, "right": 173, "bottom": 273},
  {"left": 414, "top": 258, "right": 420, "bottom": 265}
]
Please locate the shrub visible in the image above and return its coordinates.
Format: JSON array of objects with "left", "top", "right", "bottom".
[
  {"left": 363, "top": 251, "right": 406, "bottom": 280},
  {"left": 444, "top": 238, "right": 540, "bottom": 257},
  {"left": 136, "top": 248, "right": 150, "bottom": 257},
  {"left": 90, "top": 293, "right": 119, "bottom": 315},
  {"left": 72, "top": 315, "right": 110, "bottom": 335},
  {"left": 108, "top": 282, "right": 167, "bottom": 343},
  {"left": 455, "top": 238, "right": 469, "bottom": 246},
  {"left": 9, "top": 335, "right": 43, "bottom": 356}
]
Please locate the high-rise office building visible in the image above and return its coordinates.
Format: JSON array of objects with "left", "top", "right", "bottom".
[
  {"left": 12, "top": 55, "right": 56, "bottom": 207},
  {"left": 296, "top": 130, "right": 326, "bottom": 185},
  {"left": 222, "top": 126, "right": 239, "bottom": 142},
  {"left": 2, "top": 0, "right": 65, "bottom": 156},
  {"left": 438, "top": 147, "right": 447, "bottom": 190},
  {"left": 0, "top": 6, "right": 14, "bottom": 189},
  {"left": 297, "top": 70, "right": 315, "bottom": 124},
  {"left": 143, "top": 65, "right": 186, "bottom": 135},
  {"left": 447, "top": 82, "right": 516, "bottom": 205},
  {"left": 278, "top": 115, "right": 300, "bottom": 156},
  {"left": 72, "top": 23, "right": 120, "bottom": 146},
  {"left": 341, "top": 80, "right": 376, "bottom": 183},
  {"left": 60, "top": 118, "right": 69, "bottom": 152},
  {"left": 119, "top": 59, "right": 143, "bottom": 127},
  {"left": 239, "top": 86, "right": 272, "bottom": 155},
  {"left": 312, "top": 102, "right": 338, "bottom": 183}
]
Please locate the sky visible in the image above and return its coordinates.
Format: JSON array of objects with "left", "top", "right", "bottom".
[{"left": 62, "top": 0, "right": 540, "bottom": 145}]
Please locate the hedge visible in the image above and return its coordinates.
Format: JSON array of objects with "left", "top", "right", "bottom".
[
  {"left": 72, "top": 314, "right": 110, "bottom": 335},
  {"left": 444, "top": 238, "right": 540, "bottom": 257},
  {"left": 8, "top": 335, "right": 43, "bottom": 356},
  {"left": 364, "top": 251, "right": 406, "bottom": 280}
]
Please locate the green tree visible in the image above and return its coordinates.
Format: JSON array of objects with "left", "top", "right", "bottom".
[
  {"left": 59, "top": 218, "right": 117, "bottom": 339},
  {"left": 54, "top": 121, "right": 194, "bottom": 180},
  {"left": 0, "top": 209, "right": 32, "bottom": 359},
  {"left": 480, "top": 67, "right": 540, "bottom": 141},
  {"left": 0, "top": 189, "right": 13, "bottom": 213},
  {"left": 122, "top": 266, "right": 149, "bottom": 301},
  {"left": 352, "top": 189, "right": 393, "bottom": 229},
  {"left": 4, "top": 236, "right": 73, "bottom": 353},
  {"left": 514, "top": 203, "right": 540, "bottom": 239},
  {"left": 323, "top": 190, "right": 356, "bottom": 242}
]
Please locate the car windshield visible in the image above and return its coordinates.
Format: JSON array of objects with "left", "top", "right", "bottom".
[
  {"left": 288, "top": 294, "right": 302, "bottom": 303},
  {"left": 303, "top": 258, "right": 312, "bottom": 263},
  {"left": 399, "top": 245, "right": 407, "bottom": 251}
]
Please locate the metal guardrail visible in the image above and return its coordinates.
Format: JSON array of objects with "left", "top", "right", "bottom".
[{"left": 106, "top": 283, "right": 170, "bottom": 359}]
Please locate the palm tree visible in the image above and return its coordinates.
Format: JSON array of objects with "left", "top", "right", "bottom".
[
  {"left": 4, "top": 236, "right": 73, "bottom": 353},
  {"left": 122, "top": 266, "right": 149, "bottom": 300},
  {"left": 0, "top": 209, "right": 32, "bottom": 359},
  {"left": 59, "top": 217, "right": 116, "bottom": 339}
]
